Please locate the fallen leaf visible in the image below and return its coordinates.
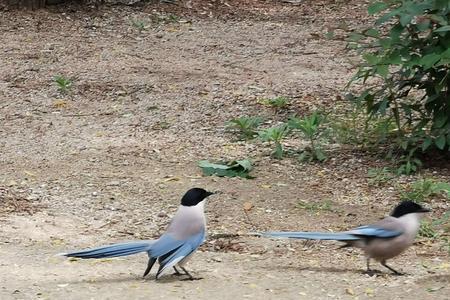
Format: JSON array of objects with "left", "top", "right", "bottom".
[
  {"left": 243, "top": 202, "right": 254, "bottom": 211},
  {"left": 53, "top": 99, "right": 68, "bottom": 108},
  {"left": 427, "top": 286, "right": 444, "bottom": 292}
]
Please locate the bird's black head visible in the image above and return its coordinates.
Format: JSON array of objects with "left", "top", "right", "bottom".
[
  {"left": 180, "top": 188, "right": 215, "bottom": 207},
  {"left": 391, "top": 200, "right": 430, "bottom": 218}
]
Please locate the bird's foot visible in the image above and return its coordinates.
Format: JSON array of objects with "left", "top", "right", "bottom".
[
  {"left": 390, "top": 270, "right": 405, "bottom": 276},
  {"left": 172, "top": 266, "right": 184, "bottom": 276},
  {"left": 173, "top": 272, "right": 184, "bottom": 276},
  {"left": 363, "top": 269, "right": 382, "bottom": 277}
]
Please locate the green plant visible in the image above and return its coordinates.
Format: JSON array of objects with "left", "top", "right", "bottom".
[
  {"left": 260, "top": 96, "right": 289, "bottom": 110},
  {"left": 367, "top": 167, "right": 396, "bottom": 185},
  {"left": 227, "top": 116, "right": 264, "bottom": 140},
  {"left": 400, "top": 178, "right": 450, "bottom": 203},
  {"left": 53, "top": 75, "right": 72, "bottom": 93},
  {"left": 258, "top": 123, "right": 291, "bottom": 159},
  {"left": 288, "top": 111, "right": 327, "bottom": 162},
  {"left": 198, "top": 159, "right": 254, "bottom": 179},
  {"left": 419, "top": 211, "right": 450, "bottom": 251},
  {"left": 396, "top": 150, "right": 423, "bottom": 175},
  {"left": 347, "top": 0, "right": 450, "bottom": 163},
  {"left": 130, "top": 18, "right": 147, "bottom": 32},
  {"left": 151, "top": 13, "right": 180, "bottom": 25},
  {"left": 167, "top": 14, "right": 180, "bottom": 23},
  {"left": 419, "top": 220, "right": 440, "bottom": 239},
  {"left": 297, "top": 199, "right": 334, "bottom": 212}
]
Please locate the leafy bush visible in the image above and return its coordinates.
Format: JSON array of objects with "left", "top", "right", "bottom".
[
  {"left": 227, "top": 116, "right": 264, "bottom": 140},
  {"left": 347, "top": 0, "right": 450, "bottom": 166}
]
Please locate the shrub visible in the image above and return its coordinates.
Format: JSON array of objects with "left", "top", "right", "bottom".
[{"left": 347, "top": 0, "right": 450, "bottom": 167}]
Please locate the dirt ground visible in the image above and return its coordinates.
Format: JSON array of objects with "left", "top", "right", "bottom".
[{"left": 1, "top": 0, "right": 449, "bottom": 299}]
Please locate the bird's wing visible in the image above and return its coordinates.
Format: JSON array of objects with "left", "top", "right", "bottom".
[
  {"left": 349, "top": 217, "right": 403, "bottom": 238},
  {"left": 155, "top": 229, "right": 205, "bottom": 278},
  {"left": 149, "top": 234, "right": 187, "bottom": 258}
]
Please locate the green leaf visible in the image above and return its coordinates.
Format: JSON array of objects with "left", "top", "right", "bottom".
[
  {"left": 416, "top": 20, "right": 431, "bottom": 31},
  {"left": 420, "top": 53, "right": 441, "bottom": 69},
  {"left": 348, "top": 33, "right": 365, "bottom": 42},
  {"left": 314, "top": 148, "right": 327, "bottom": 162},
  {"left": 433, "top": 113, "right": 448, "bottom": 128},
  {"left": 400, "top": 14, "right": 413, "bottom": 26},
  {"left": 434, "top": 25, "right": 450, "bottom": 33},
  {"left": 235, "top": 159, "right": 253, "bottom": 171},
  {"left": 273, "top": 143, "right": 283, "bottom": 159},
  {"left": 422, "top": 137, "right": 433, "bottom": 152},
  {"left": 198, "top": 159, "right": 254, "bottom": 179},
  {"left": 365, "top": 28, "right": 380, "bottom": 37},
  {"left": 368, "top": 2, "right": 388, "bottom": 15},
  {"left": 363, "top": 53, "right": 379, "bottom": 65},
  {"left": 389, "top": 24, "right": 404, "bottom": 41},
  {"left": 376, "top": 65, "right": 389, "bottom": 77},
  {"left": 435, "top": 135, "right": 446, "bottom": 150}
]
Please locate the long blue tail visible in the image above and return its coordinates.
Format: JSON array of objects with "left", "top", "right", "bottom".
[
  {"left": 61, "top": 241, "right": 153, "bottom": 259},
  {"left": 262, "top": 231, "right": 359, "bottom": 241}
]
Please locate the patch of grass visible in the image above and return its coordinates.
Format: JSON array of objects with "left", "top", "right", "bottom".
[
  {"left": 53, "top": 75, "right": 72, "bottom": 94},
  {"left": 227, "top": 116, "right": 264, "bottom": 140},
  {"left": 400, "top": 178, "right": 450, "bottom": 203},
  {"left": 419, "top": 220, "right": 440, "bottom": 239},
  {"left": 395, "top": 151, "right": 423, "bottom": 175},
  {"left": 297, "top": 199, "right": 334, "bottom": 212},
  {"left": 260, "top": 96, "right": 289, "bottom": 110},
  {"left": 329, "top": 106, "right": 397, "bottom": 147},
  {"left": 151, "top": 13, "right": 181, "bottom": 25},
  {"left": 130, "top": 18, "right": 147, "bottom": 32},
  {"left": 419, "top": 211, "right": 450, "bottom": 253},
  {"left": 258, "top": 123, "right": 291, "bottom": 159},
  {"left": 367, "top": 167, "right": 396, "bottom": 186}
]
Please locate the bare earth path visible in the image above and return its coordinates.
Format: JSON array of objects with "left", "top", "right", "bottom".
[{"left": 1, "top": 1, "right": 449, "bottom": 299}]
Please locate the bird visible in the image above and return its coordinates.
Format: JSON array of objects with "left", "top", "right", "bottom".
[
  {"left": 60, "top": 188, "right": 216, "bottom": 280},
  {"left": 261, "top": 200, "right": 430, "bottom": 275}
]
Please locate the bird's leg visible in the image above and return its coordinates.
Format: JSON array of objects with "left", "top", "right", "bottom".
[
  {"left": 143, "top": 257, "right": 157, "bottom": 278},
  {"left": 179, "top": 266, "right": 203, "bottom": 281},
  {"left": 381, "top": 260, "right": 404, "bottom": 276},
  {"left": 363, "top": 258, "right": 380, "bottom": 276},
  {"left": 173, "top": 266, "right": 184, "bottom": 276}
]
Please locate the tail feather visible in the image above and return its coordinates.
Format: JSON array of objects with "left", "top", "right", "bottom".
[
  {"left": 262, "top": 231, "right": 359, "bottom": 241},
  {"left": 63, "top": 241, "right": 153, "bottom": 259}
]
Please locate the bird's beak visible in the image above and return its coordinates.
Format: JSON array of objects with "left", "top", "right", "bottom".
[
  {"left": 419, "top": 207, "right": 431, "bottom": 213},
  {"left": 208, "top": 191, "right": 222, "bottom": 196}
]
